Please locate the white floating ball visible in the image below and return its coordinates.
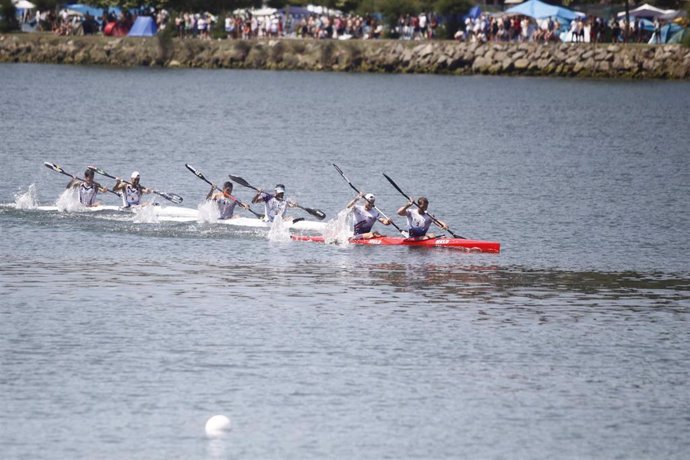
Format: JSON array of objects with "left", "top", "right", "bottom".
[{"left": 205, "top": 414, "right": 232, "bottom": 437}]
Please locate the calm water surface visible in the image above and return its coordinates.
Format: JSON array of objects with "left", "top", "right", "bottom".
[{"left": 1, "top": 64, "right": 689, "bottom": 459}]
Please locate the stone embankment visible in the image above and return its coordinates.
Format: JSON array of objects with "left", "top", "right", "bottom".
[{"left": 1, "top": 33, "right": 689, "bottom": 79}]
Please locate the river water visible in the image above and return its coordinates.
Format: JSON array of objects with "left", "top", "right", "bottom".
[{"left": 1, "top": 63, "right": 689, "bottom": 459}]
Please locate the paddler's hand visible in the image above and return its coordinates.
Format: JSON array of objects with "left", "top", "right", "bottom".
[
  {"left": 382, "top": 218, "right": 391, "bottom": 225},
  {"left": 286, "top": 199, "right": 296, "bottom": 208},
  {"left": 241, "top": 203, "right": 249, "bottom": 209}
]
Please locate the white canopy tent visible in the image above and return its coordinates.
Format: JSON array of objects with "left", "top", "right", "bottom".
[
  {"left": 617, "top": 3, "right": 677, "bottom": 19},
  {"left": 13, "top": 0, "right": 36, "bottom": 8}
]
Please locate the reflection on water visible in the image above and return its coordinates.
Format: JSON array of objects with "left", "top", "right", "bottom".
[{"left": 3, "top": 254, "right": 687, "bottom": 313}]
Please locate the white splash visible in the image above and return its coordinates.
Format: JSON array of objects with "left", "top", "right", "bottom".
[
  {"left": 197, "top": 200, "right": 219, "bottom": 224},
  {"left": 267, "top": 215, "right": 291, "bottom": 242},
  {"left": 205, "top": 414, "right": 232, "bottom": 438},
  {"left": 321, "top": 209, "right": 354, "bottom": 245},
  {"left": 132, "top": 203, "right": 159, "bottom": 223},
  {"left": 14, "top": 184, "right": 38, "bottom": 209},
  {"left": 56, "top": 187, "right": 85, "bottom": 212}
]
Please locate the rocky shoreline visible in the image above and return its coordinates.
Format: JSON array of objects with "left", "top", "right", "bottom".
[{"left": 1, "top": 33, "right": 689, "bottom": 79}]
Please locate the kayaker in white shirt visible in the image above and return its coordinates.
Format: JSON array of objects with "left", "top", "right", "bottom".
[
  {"left": 113, "top": 171, "right": 152, "bottom": 207},
  {"left": 346, "top": 192, "right": 391, "bottom": 239},
  {"left": 251, "top": 184, "right": 295, "bottom": 222},
  {"left": 207, "top": 181, "right": 248, "bottom": 220},
  {"left": 66, "top": 168, "right": 108, "bottom": 207},
  {"left": 397, "top": 196, "right": 448, "bottom": 240}
]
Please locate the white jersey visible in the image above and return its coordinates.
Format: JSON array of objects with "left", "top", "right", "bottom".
[
  {"left": 79, "top": 182, "right": 98, "bottom": 206},
  {"left": 406, "top": 208, "right": 432, "bottom": 237},
  {"left": 124, "top": 184, "right": 142, "bottom": 206},
  {"left": 260, "top": 193, "right": 287, "bottom": 222},
  {"left": 216, "top": 197, "right": 237, "bottom": 220},
  {"left": 351, "top": 205, "right": 381, "bottom": 235}
]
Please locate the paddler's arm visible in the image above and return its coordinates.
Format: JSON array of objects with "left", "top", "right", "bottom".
[
  {"left": 251, "top": 190, "right": 264, "bottom": 204},
  {"left": 346, "top": 193, "right": 363, "bottom": 209},
  {"left": 206, "top": 185, "right": 216, "bottom": 200},
  {"left": 112, "top": 178, "right": 126, "bottom": 192},
  {"left": 379, "top": 217, "right": 392, "bottom": 225},
  {"left": 95, "top": 181, "right": 108, "bottom": 193},
  {"left": 66, "top": 178, "right": 80, "bottom": 189},
  {"left": 397, "top": 200, "right": 414, "bottom": 216},
  {"left": 434, "top": 218, "right": 449, "bottom": 230}
]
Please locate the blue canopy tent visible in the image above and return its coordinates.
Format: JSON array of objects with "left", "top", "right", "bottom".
[
  {"left": 466, "top": 6, "right": 482, "bottom": 20},
  {"left": 128, "top": 16, "right": 156, "bottom": 36},
  {"left": 506, "top": 0, "right": 578, "bottom": 21},
  {"left": 63, "top": 3, "right": 122, "bottom": 20},
  {"left": 657, "top": 23, "right": 683, "bottom": 43}
]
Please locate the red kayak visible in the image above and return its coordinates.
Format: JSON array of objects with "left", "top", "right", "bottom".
[{"left": 291, "top": 235, "right": 500, "bottom": 253}]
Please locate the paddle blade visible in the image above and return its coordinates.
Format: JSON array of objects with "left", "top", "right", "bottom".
[
  {"left": 382, "top": 173, "right": 411, "bottom": 201},
  {"left": 303, "top": 207, "right": 326, "bottom": 220},
  {"left": 44, "top": 162, "right": 63, "bottom": 173},
  {"left": 88, "top": 165, "right": 108, "bottom": 177},
  {"left": 185, "top": 163, "right": 203, "bottom": 179},
  {"left": 228, "top": 174, "right": 254, "bottom": 190},
  {"left": 154, "top": 191, "right": 184, "bottom": 204},
  {"left": 332, "top": 163, "right": 344, "bottom": 176}
]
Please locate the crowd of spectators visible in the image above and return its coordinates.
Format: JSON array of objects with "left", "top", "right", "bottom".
[
  {"left": 171, "top": 12, "right": 386, "bottom": 40},
  {"left": 457, "top": 14, "right": 667, "bottom": 44},
  {"left": 18, "top": 6, "right": 682, "bottom": 45}
]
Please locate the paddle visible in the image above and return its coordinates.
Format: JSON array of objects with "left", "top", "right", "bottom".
[
  {"left": 88, "top": 166, "right": 183, "bottom": 204},
  {"left": 382, "top": 173, "right": 466, "bottom": 239},
  {"left": 332, "top": 163, "right": 408, "bottom": 237},
  {"left": 44, "top": 162, "right": 121, "bottom": 198},
  {"left": 228, "top": 174, "right": 326, "bottom": 220},
  {"left": 185, "top": 164, "right": 263, "bottom": 218}
]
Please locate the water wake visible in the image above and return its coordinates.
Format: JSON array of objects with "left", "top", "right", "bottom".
[
  {"left": 197, "top": 200, "right": 219, "bottom": 224},
  {"left": 56, "top": 188, "right": 85, "bottom": 212},
  {"left": 132, "top": 202, "right": 160, "bottom": 223},
  {"left": 14, "top": 184, "right": 38, "bottom": 209},
  {"left": 267, "top": 215, "right": 291, "bottom": 243},
  {"left": 320, "top": 209, "right": 354, "bottom": 246}
]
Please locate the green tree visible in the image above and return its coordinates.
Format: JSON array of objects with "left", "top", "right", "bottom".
[
  {"left": 0, "top": 0, "right": 20, "bottom": 32},
  {"left": 434, "top": 0, "right": 471, "bottom": 39},
  {"left": 375, "top": 0, "right": 419, "bottom": 29}
]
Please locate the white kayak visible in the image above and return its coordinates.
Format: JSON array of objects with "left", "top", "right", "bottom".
[{"left": 24, "top": 203, "right": 326, "bottom": 232}]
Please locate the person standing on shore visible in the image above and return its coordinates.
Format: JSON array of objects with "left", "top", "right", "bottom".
[{"left": 397, "top": 197, "right": 448, "bottom": 240}]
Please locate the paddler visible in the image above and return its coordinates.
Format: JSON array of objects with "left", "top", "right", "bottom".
[
  {"left": 346, "top": 192, "right": 391, "bottom": 239},
  {"left": 207, "top": 181, "right": 248, "bottom": 220},
  {"left": 251, "top": 184, "right": 295, "bottom": 222},
  {"left": 113, "top": 171, "right": 152, "bottom": 207},
  {"left": 66, "top": 168, "right": 109, "bottom": 207},
  {"left": 397, "top": 196, "right": 448, "bottom": 240}
]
